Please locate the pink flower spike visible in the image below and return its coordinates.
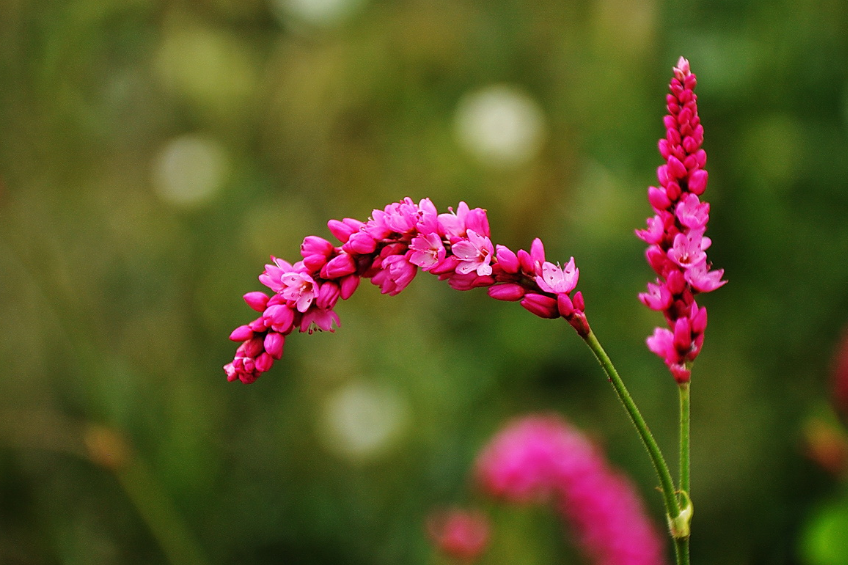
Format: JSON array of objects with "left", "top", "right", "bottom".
[
  {"left": 488, "top": 283, "right": 525, "bottom": 301},
  {"left": 495, "top": 245, "right": 520, "bottom": 274},
  {"left": 409, "top": 232, "right": 446, "bottom": 271},
  {"left": 520, "top": 293, "right": 559, "bottom": 319},
  {"left": 535, "top": 259, "right": 579, "bottom": 295},
  {"left": 243, "top": 291, "right": 270, "bottom": 312},
  {"left": 229, "top": 325, "right": 254, "bottom": 342},
  {"left": 452, "top": 230, "right": 494, "bottom": 277}
]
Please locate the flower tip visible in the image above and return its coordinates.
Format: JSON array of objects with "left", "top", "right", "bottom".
[{"left": 674, "top": 57, "right": 691, "bottom": 77}]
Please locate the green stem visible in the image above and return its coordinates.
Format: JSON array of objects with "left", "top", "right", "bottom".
[
  {"left": 677, "top": 382, "right": 692, "bottom": 564},
  {"left": 581, "top": 331, "right": 681, "bottom": 522},
  {"left": 679, "top": 382, "right": 691, "bottom": 496}
]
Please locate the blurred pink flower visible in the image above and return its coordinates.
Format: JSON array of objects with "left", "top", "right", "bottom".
[
  {"left": 475, "top": 415, "right": 667, "bottom": 565},
  {"left": 426, "top": 508, "right": 490, "bottom": 562}
]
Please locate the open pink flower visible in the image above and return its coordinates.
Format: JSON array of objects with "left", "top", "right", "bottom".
[
  {"left": 408, "top": 232, "right": 446, "bottom": 270},
  {"left": 535, "top": 259, "right": 579, "bottom": 295},
  {"left": 452, "top": 230, "right": 494, "bottom": 277}
]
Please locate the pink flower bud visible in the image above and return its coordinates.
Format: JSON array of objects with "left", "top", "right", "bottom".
[
  {"left": 264, "top": 332, "right": 284, "bottom": 360},
  {"left": 648, "top": 186, "right": 671, "bottom": 210},
  {"left": 667, "top": 156, "right": 688, "bottom": 179},
  {"left": 339, "top": 274, "right": 360, "bottom": 300},
  {"left": 520, "top": 293, "right": 559, "bottom": 319},
  {"left": 321, "top": 253, "right": 357, "bottom": 279},
  {"left": 243, "top": 292, "right": 270, "bottom": 312},
  {"left": 495, "top": 245, "right": 520, "bottom": 274},
  {"left": 255, "top": 352, "right": 274, "bottom": 373},
  {"left": 557, "top": 293, "right": 573, "bottom": 317},
  {"left": 688, "top": 169, "right": 708, "bottom": 195},
  {"left": 229, "top": 325, "right": 254, "bottom": 342},
  {"left": 488, "top": 283, "right": 525, "bottom": 301},
  {"left": 327, "top": 219, "right": 356, "bottom": 243}
]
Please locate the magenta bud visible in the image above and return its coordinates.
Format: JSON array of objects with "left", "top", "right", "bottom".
[
  {"left": 691, "top": 305, "right": 708, "bottom": 334},
  {"left": 667, "top": 128, "right": 681, "bottom": 146},
  {"left": 658, "top": 139, "right": 671, "bottom": 159},
  {"left": 657, "top": 164, "right": 669, "bottom": 186},
  {"left": 572, "top": 291, "right": 585, "bottom": 312},
  {"left": 316, "top": 281, "right": 341, "bottom": 310},
  {"left": 667, "top": 156, "right": 688, "bottom": 179},
  {"left": 466, "top": 208, "right": 491, "bottom": 237},
  {"left": 663, "top": 115, "right": 677, "bottom": 131},
  {"left": 343, "top": 231, "right": 378, "bottom": 254},
  {"left": 321, "top": 253, "right": 357, "bottom": 279},
  {"left": 255, "top": 352, "right": 274, "bottom": 373},
  {"left": 301, "top": 236, "right": 335, "bottom": 258},
  {"left": 429, "top": 255, "right": 460, "bottom": 276},
  {"left": 229, "top": 325, "right": 254, "bottom": 342},
  {"left": 557, "top": 293, "right": 574, "bottom": 317},
  {"left": 670, "top": 363, "right": 691, "bottom": 383},
  {"left": 328, "top": 219, "right": 356, "bottom": 243},
  {"left": 517, "top": 249, "right": 535, "bottom": 275},
  {"left": 682, "top": 136, "right": 699, "bottom": 154},
  {"left": 665, "top": 181, "right": 682, "bottom": 202},
  {"left": 339, "top": 274, "right": 360, "bottom": 300},
  {"left": 648, "top": 186, "right": 671, "bottom": 210},
  {"left": 302, "top": 254, "right": 327, "bottom": 272},
  {"left": 488, "top": 283, "right": 525, "bottom": 301},
  {"left": 666, "top": 269, "right": 686, "bottom": 295},
  {"left": 495, "top": 245, "right": 520, "bottom": 274},
  {"left": 688, "top": 169, "right": 708, "bottom": 195},
  {"left": 241, "top": 337, "right": 264, "bottom": 358},
  {"left": 646, "top": 246, "right": 668, "bottom": 275},
  {"left": 248, "top": 317, "right": 267, "bottom": 332},
  {"left": 520, "top": 293, "right": 559, "bottom": 319},
  {"left": 264, "top": 332, "right": 284, "bottom": 360},
  {"left": 530, "top": 238, "right": 546, "bottom": 266},
  {"left": 244, "top": 292, "right": 270, "bottom": 312},
  {"left": 673, "top": 317, "right": 692, "bottom": 353},
  {"left": 263, "top": 304, "right": 295, "bottom": 333},
  {"left": 678, "top": 107, "right": 693, "bottom": 126}
]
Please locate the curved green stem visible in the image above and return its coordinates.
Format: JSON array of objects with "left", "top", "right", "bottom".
[{"left": 581, "top": 331, "right": 681, "bottom": 522}]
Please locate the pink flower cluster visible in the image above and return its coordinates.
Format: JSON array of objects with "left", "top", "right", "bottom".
[
  {"left": 225, "top": 198, "right": 588, "bottom": 384},
  {"left": 636, "top": 57, "right": 726, "bottom": 383},
  {"left": 473, "top": 415, "right": 667, "bottom": 565}
]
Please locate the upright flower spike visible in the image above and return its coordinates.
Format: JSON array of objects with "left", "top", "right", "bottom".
[
  {"left": 225, "top": 197, "right": 586, "bottom": 384},
  {"left": 637, "top": 57, "right": 726, "bottom": 382}
]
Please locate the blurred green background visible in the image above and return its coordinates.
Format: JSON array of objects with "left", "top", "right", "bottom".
[{"left": 2, "top": 0, "right": 848, "bottom": 563}]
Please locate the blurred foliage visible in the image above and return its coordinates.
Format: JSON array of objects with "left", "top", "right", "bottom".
[{"left": 1, "top": 0, "right": 848, "bottom": 563}]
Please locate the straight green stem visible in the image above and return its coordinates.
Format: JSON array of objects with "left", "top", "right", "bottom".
[
  {"left": 582, "top": 331, "right": 681, "bottom": 521},
  {"left": 677, "top": 382, "right": 691, "bottom": 564}
]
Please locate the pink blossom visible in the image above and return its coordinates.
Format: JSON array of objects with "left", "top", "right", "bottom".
[
  {"left": 280, "top": 272, "right": 317, "bottom": 313},
  {"left": 639, "top": 281, "right": 672, "bottom": 311},
  {"left": 300, "top": 307, "right": 340, "bottom": 334},
  {"left": 684, "top": 262, "right": 727, "bottom": 293},
  {"left": 535, "top": 259, "right": 579, "bottom": 295},
  {"left": 408, "top": 232, "right": 446, "bottom": 270},
  {"left": 667, "top": 231, "right": 707, "bottom": 269},
  {"left": 475, "top": 415, "right": 667, "bottom": 565},
  {"left": 674, "top": 193, "right": 709, "bottom": 229},
  {"left": 452, "top": 230, "right": 494, "bottom": 276}
]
